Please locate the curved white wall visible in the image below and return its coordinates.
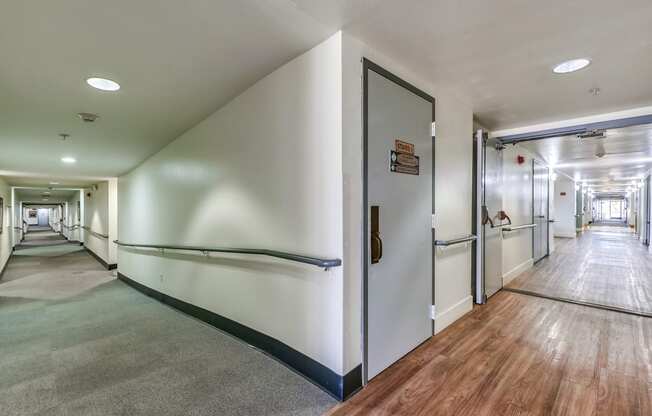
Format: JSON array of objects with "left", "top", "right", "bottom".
[{"left": 118, "top": 33, "right": 344, "bottom": 374}]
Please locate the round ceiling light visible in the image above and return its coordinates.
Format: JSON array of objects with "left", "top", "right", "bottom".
[
  {"left": 553, "top": 58, "right": 591, "bottom": 74},
  {"left": 86, "top": 77, "right": 120, "bottom": 91},
  {"left": 61, "top": 156, "right": 76, "bottom": 164}
]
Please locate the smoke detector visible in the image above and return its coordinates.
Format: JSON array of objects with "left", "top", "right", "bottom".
[{"left": 78, "top": 112, "right": 99, "bottom": 122}]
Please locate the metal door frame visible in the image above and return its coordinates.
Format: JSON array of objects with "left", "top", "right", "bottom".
[
  {"left": 362, "top": 58, "right": 435, "bottom": 385},
  {"left": 532, "top": 159, "right": 550, "bottom": 263},
  {"left": 645, "top": 176, "right": 651, "bottom": 246}
]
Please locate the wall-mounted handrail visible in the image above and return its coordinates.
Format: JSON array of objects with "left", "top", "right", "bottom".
[
  {"left": 434, "top": 234, "right": 477, "bottom": 247},
  {"left": 113, "top": 240, "right": 342, "bottom": 270},
  {"left": 502, "top": 224, "right": 537, "bottom": 232},
  {"left": 62, "top": 223, "right": 81, "bottom": 230},
  {"left": 82, "top": 225, "right": 109, "bottom": 239}
]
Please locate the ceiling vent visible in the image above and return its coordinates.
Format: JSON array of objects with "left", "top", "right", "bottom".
[{"left": 78, "top": 112, "right": 99, "bottom": 122}]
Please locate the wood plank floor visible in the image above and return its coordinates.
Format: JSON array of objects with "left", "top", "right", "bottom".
[
  {"left": 507, "top": 225, "right": 652, "bottom": 315},
  {"left": 326, "top": 291, "right": 652, "bottom": 415}
]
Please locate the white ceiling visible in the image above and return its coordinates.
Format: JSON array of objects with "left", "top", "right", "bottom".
[
  {"left": 1, "top": 1, "right": 652, "bottom": 185},
  {"left": 520, "top": 123, "right": 652, "bottom": 193},
  {"left": 345, "top": 0, "right": 652, "bottom": 129},
  {"left": 15, "top": 188, "right": 80, "bottom": 204}
]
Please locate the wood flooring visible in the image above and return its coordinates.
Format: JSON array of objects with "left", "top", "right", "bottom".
[
  {"left": 327, "top": 291, "right": 652, "bottom": 415},
  {"left": 507, "top": 225, "right": 652, "bottom": 315}
]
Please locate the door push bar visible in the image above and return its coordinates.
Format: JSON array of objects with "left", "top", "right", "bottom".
[
  {"left": 434, "top": 234, "right": 478, "bottom": 247},
  {"left": 502, "top": 224, "right": 537, "bottom": 232}
]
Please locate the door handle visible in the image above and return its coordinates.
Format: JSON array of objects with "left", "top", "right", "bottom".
[{"left": 371, "top": 206, "right": 382, "bottom": 264}]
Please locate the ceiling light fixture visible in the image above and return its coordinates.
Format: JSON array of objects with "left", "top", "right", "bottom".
[
  {"left": 50, "top": 182, "right": 59, "bottom": 185},
  {"left": 78, "top": 112, "right": 99, "bottom": 122},
  {"left": 553, "top": 58, "right": 591, "bottom": 74},
  {"left": 86, "top": 77, "right": 120, "bottom": 92},
  {"left": 61, "top": 156, "right": 76, "bottom": 164}
]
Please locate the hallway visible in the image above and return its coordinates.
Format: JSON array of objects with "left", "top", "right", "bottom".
[
  {"left": 0, "top": 232, "right": 335, "bottom": 416},
  {"left": 506, "top": 226, "right": 652, "bottom": 315}
]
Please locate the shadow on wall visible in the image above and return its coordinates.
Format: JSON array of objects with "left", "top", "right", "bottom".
[{"left": 121, "top": 247, "right": 321, "bottom": 280}]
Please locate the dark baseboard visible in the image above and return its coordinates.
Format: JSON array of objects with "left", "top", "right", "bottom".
[
  {"left": 117, "top": 272, "right": 362, "bottom": 401},
  {"left": 84, "top": 246, "right": 117, "bottom": 271}
]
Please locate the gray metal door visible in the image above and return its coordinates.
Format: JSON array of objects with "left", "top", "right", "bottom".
[
  {"left": 532, "top": 160, "right": 549, "bottom": 262},
  {"left": 483, "top": 137, "right": 504, "bottom": 298},
  {"left": 364, "top": 61, "right": 434, "bottom": 381}
]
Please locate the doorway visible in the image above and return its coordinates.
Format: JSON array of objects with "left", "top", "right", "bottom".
[
  {"left": 363, "top": 59, "right": 435, "bottom": 382},
  {"left": 496, "top": 121, "right": 652, "bottom": 317},
  {"left": 532, "top": 159, "right": 549, "bottom": 263}
]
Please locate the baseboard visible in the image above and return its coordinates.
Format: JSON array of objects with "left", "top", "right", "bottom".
[
  {"left": 554, "top": 232, "right": 576, "bottom": 238},
  {"left": 84, "top": 246, "right": 117, "bottom": 270},
  {"left": 502, "top": 258, "right": 534, "bottom": 286},
  {"left": 434, "top": 295, "right": 473, "bottom": 334},
  {"left": 117, "top": 272, "right": 361, "bottom": 401}
]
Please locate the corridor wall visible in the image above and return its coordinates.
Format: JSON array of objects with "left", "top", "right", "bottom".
[
  {"left": 119, "top": 32, "right": 346, "bottom": 396},
  {"left": 501, "top": 145, "right": 534, "bottom": 284},
  {"left": 84, "top": 181, "right": 116, "bottom": 268},
  {"left": 118, "top": 31, "right": 477, "bottom": 398},
  {"left": 0, "top": 177, "right": 11, "bottom": 277},
  {"left": 65, "top": 191, "right": 82, "bottom": 242}
]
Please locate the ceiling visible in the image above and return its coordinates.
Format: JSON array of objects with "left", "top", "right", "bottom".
[
  {"left": 15, "top": 188, "right": 80, "bottom": 204},
  {"left": 345, "top": 0, "right": 652, "bottom": 129},
  {"left": 1, "top": 1, "right": 652, "bottom": 185},
  {"left": 520, "top": 123, "right": 652, "bottom": 193}
]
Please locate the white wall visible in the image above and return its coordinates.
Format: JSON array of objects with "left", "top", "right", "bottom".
[
  {"left": 84, "top": 182, "right": 115, "bottom": 265},
  {"left": 554, "top": 177, "right": 576, "bottom": 238},
  {"left": 64, "top": 190, "right": 83, "bottom": 242},
  {"left": 0, "top": 177, "right": 11, "bottom": 275},
  {"left": 119, "top": 33, "right": 345, "bottom": 375},
  {"left": 341, "top": 32, "right": 475, "bottom": 372},
  {"left": 501, "top": 145, "right": 534, "bottom": 278},
  {"left": 118, "top": 30, "right": 477, "bottom": 381}
]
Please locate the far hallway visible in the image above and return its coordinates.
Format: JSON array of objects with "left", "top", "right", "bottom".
[{"left": 507, "top": 225, "right": 652, "bottom": 316}]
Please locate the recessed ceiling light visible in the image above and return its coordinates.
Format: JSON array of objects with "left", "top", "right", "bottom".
[
  {"left": 553, "top": 58, "right": 591, "bottom": 74},
  {"left": 86, "top": 77, "right": 120, "bottom": 91},
  {"left": 61, "top": 156, "right": 76, "bottom": 164},
  {"left": 50, "top": 182, "right": 59, "bottom": 185}
]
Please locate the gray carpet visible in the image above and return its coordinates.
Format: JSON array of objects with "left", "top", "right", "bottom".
[{"left": 0, "top": 232, "right": 336, "bottom": 415}]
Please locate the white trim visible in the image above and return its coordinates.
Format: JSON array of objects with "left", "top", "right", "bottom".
[
  {"left": 502, "top": 258, "right": 534, "bottom": 286},
  {"left": 490, "top": 106, "right": 652, "bottom": 138},
  {"left": 434, "top": 295, "right": 473, "bottom": 334}
]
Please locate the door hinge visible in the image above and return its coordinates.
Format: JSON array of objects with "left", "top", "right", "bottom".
[
  {"left": 431, "top": 122, "right": 436, "bottom": 138},
  {"left": 431, "top": 214, "right": 436, "bottom": 229},
  {"left": 430, "top": 305, "right": 437, "bottom": 320}
]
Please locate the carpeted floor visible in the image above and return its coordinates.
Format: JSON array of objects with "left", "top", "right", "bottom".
[{"left": 0, "top": 231, "right": 336, "bottom": 416}]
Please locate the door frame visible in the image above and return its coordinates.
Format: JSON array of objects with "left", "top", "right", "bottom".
[
  {"left": 362, "top": 58, "right": 436, "bottom": 385},
  {"left": 645, "top": 176, "right": 651, "bottom": 246},
  {"left": 531, "top": 159, "right": 550, "bottom": 263}
]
